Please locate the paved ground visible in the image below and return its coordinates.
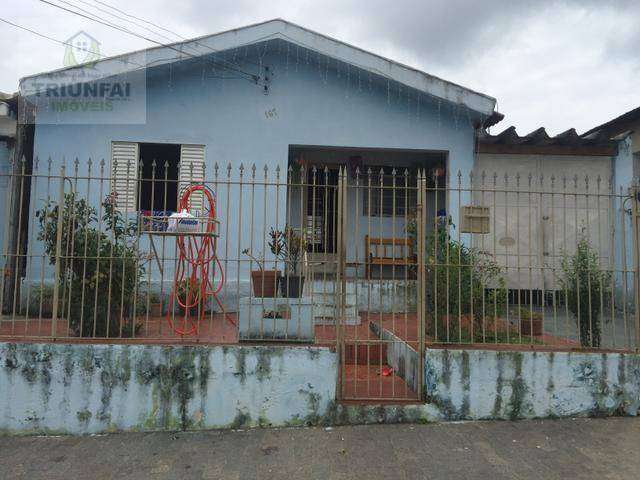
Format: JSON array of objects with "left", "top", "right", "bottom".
[{"left": 1, "top": 418, "right": 639, "bottom": 479}]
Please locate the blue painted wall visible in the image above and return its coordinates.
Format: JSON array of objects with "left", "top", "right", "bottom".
[
  {"left": 27, "top": 40, "right": 481, "bottom": 290},
  {"left": 1, "top": 342, "right": 638, "bottom": 435},
  {"left": 613, "top": 135, "right": 635, "bottom": 285},
  {"left": 0, "top": 140, "right": 11, "bottom": 250},
  {"left": 0, "top": 342, "right": 338, "bottom": 434}
]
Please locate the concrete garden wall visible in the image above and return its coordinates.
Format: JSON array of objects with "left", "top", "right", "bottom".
[
  {"left": 1, "top": 342, "right": 639, "bottom": 435},
  {"left": 423, "top": 349, "right": 640, "bottom": 420},
  {"left": 0, "top": 342, "right": 337, "bottom": 435}
]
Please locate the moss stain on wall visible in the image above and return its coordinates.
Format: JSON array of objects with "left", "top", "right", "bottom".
[{"left": 2, "top": 343, "right": 640, "bottom": 435}]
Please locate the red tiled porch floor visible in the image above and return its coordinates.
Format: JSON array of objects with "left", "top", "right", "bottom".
[{"left": 341, "top": 364, "right": 419, "bottom": 401}]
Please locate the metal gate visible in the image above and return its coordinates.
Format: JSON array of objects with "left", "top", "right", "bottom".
[{"left": 335, "top": 167, "right": 427, "bottom": 402}]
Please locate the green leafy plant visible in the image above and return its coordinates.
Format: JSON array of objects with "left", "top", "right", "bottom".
[
  {"left": 36, "top": 192, "right": 144, "bottom": 337},
  {"left": 407, "top": 216, "right": 507, "bottom": 342},
  {"left": 268, "top": 226, "right": 306, "bottom": 275},
  {"left": 558, "top": 237, "right": 611, "bottom": 348},
  {"left": 20, "top": 284, "right": 55, "bottom": 318},
  {"left": 174, "top": 278, "right": 204, "bottom": 313}
]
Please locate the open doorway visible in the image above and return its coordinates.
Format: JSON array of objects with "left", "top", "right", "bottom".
[
  {"left": 288, "top": 145, "right": 447, "bottom": 279},
  {"left": 305, "top": 167, "right": 339, "bottom": 254}
]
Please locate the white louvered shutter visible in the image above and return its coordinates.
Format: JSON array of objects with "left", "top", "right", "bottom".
[
  {"left": 179, "top": 144, "right": 206, "bottom": 214},
  {"left": 110, "top": 141, "right": 139, "bottom": 212}
]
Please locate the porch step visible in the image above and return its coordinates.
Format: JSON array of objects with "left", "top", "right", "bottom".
[
  {"left": 305, "top": 280, "right": 356, "bottom": 295},
  {"left": 309, "top": 291, "right": 357, "bottom": 306},
  {"left": 306, "top": 279, "right": 359, "bottom": 325},
  {"left": 313, "top": 305, "right": 359, "bottom": 325}
]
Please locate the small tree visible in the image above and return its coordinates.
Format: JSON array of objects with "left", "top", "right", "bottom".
[
  {"left": 408, "top": 216, "right": 507, "bottom": 342},
  {"left": 36, "top": 192, "right": 143, "bottom": 337},
  {"left": 559, "top": 237, "right": 611, "bottom": 348}
]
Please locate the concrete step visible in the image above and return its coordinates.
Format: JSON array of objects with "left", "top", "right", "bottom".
[
  {"left": 308, "top": 291, "right": 357, "bottom": 306},
  {"left": 306, "top": 280, "right": 356, "bottom": 295},
  {"left": 313, "top": 304, "right": 358, "bottom": 318},
  {"left": 314, "top": 313, "right": 360, "bottom": 326}
]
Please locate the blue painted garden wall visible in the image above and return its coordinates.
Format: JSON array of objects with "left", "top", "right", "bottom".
[
  {"left": 1, "top": 342, "right": 638, "bottom": 435},
  {"left": 26, "top": 39, "right": 480, "bottom": 289},
  {"left": 0, "top": 342, "right": 337, "bottom": 434}
]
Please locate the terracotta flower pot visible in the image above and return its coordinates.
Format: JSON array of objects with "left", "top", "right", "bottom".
[
  {"left": 251, "top": 270, "right": 280, "bottom": 297},
  {"left": 520, "top": 316, "right": 543, "bottom": 336},
  {"left": 278, "top": 274, "right": 305, "bottom": 298}
]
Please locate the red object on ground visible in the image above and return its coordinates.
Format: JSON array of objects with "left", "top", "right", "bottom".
[
  {"left": 380, "top": 366, "right": 393, "bottom": 377},
  {"left": 167, "top": 185, "right": 231, "bottom": 336}
]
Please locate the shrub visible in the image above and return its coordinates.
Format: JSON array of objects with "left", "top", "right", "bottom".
[
  {"left": 559, "top": 237, "right": 611, "bottom": 348},
  {"left": 408, "top": 216, "right": 507, "bottom": 342},
  {"left": 36, "top": 192, "right": 144, "bottom": 337},
  {"left": 20, "top": 284, "right": 55, "bottom": 318}
]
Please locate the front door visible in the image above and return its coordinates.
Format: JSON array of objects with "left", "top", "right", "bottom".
[{"left": 306, "top": 167, "right": 339, "bottom": 255}]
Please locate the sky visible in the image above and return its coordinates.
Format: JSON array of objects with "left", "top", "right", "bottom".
[{"left": 1, "top": 0, "right": 639, "bottom": 135}]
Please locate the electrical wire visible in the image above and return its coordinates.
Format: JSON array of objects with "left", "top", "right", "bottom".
[
  {"left": 57, "top": 0, "right": 212, "bottom": 61},
  {"left": 38, "top": 0, "right": 260, "bottom": 83},
  {"left": 0, "top": 16, "right": 145, "bottom": 68},
  {"left": 93, "top": 0, "right": 187, "bottom": 41},
  {"left": 89, "top": 0, "right": 265, "bottom": 70},
  {"left": 72, "top": 0, "right": 185, "bottom": 46},
  {"left": 1, "top": 16, "right": 253, "bottom": 85},
  {"left": 47, "top": 0, "right": 258, "bottom": 80}
]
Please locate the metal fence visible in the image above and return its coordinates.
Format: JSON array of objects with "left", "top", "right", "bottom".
[{"left": 1, "top": 156, "right": 639, "bottom": 400}]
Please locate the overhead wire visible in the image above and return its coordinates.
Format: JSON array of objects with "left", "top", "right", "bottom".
[
  {"left": 88, "top": 0, "right": 266, "bottom": 70},
  {"left": 92, "top": 0, "right": 187, "bottom": 41},
  {"left": 0, "top": 16, "right": 145, "bottom": 68},
  {"left": 72, "top": 0, "right": 186, "bottom": 46},
  {"left": 38, "top": 0, "right": 261, "bottom": 83}
]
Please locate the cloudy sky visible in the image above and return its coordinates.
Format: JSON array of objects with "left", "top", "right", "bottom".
[{"left": 1, "top": 0, "right": 638, "bottom": 135}]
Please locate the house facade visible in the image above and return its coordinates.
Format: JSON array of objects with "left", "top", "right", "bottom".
[
  {"left": 17, "top": 19, "right": 498, "bottom": 291},
  {"left": 2, "top": 20, "right": 640, "bottom": 414}
]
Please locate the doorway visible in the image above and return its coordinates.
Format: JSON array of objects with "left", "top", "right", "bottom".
[{"left": 306, "top": 167, "right": 339, "bottom": 255}]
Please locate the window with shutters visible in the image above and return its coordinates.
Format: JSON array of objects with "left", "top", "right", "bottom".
[
  {"left": 110, "top": 141, "right": 139, "bottom": 213},
  {"left": 178, "top": 144, "right": 206, "bottom": 214},
  {"left": 110, "top": 141, "right": 205, "bottom": 215}
]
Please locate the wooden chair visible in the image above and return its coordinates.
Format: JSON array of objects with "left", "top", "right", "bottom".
[{"left": 364, "top": 235, "right": 416, "bottom": 278}]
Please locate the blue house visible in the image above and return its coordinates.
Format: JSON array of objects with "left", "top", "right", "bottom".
[{"left": 16, "top": 19, "right": 500, "bottom": 297}]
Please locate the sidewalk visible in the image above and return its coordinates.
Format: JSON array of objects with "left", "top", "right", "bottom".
[{"left": 1, "top": 417, "right": 638, "bottom": 479}]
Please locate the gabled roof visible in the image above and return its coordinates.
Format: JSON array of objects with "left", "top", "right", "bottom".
[
  {"left": 479, "top": 126, "right": 618, "bottom": 156},
  {"left": 582, "top": 106, "right": 640, "bottom": 140},
  {"left": 20, "top": 18, "right": 497, "bottom": 116}
]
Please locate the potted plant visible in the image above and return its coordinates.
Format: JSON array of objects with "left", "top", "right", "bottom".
[
  {"left": 269, "top": 226, "right": 307, "bottom": 298},
  {"left": 515, "top": 308, "right": 543, "bottom": 336},
  {"left": 149, "top": 291, "right": 164, "bottom": 317},
  {"left": 135, "top": 288, "right": 164, "bottom": 318},
  {"left": 242, "top": 249, "right": 280, "bottom": 298},
  {"left": 174, "top": 278, "right": 205, "bottom": 316}
]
